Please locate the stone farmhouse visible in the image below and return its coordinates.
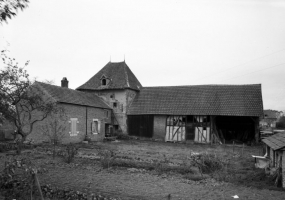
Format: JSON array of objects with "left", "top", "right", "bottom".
[{"left": 28, "top": 61, "right": 264, "bottom": 144}]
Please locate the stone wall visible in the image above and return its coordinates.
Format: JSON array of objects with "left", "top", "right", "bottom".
[
  {"left": 26, "top": 103, "right": 111, "bottom": 144},
  {"left": 95, "top": 89, "right": 139, "bottom": 134}
]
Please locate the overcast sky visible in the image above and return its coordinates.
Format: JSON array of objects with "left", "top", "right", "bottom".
[{"left": 1, "top": 0, "right": 285, "bottom": 111}]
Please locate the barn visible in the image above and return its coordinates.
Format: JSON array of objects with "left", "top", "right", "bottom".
[{"left": 127, "top": 85, "right": 263, "bottom": 144}]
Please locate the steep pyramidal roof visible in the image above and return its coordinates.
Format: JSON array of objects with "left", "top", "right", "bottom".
[
  {"left": 128, "top": 84, "right": 263, "bottom": 117},
  {"left": 34, "top": 82, "right": 111, "bottom": 109},
  {"left": 77, "top": 61, "right": 142, "bottom": 91}
]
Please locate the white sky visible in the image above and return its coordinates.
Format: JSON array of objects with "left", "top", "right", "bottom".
[{"left": 1, "top": 0, "right": 285, "bottom": 111}]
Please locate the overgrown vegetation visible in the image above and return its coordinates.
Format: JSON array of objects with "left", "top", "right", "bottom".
[
  {"left": 57, "top": 143, "right": 78, "bottom": 163},
  {"left": 0, "top": 156, "right": 45, "bottom": 200}
]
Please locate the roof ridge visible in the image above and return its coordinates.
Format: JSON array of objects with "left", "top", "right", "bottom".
[
  {"left": 123, "top": 62, "right": 130, "bottom": 87},
  {"left": 142, "top": 84, "right": 262, "bottom": 88}
]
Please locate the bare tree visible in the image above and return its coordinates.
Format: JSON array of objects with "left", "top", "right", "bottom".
[
  {"left": 41, "top": 115, "right": 67, "bottom": 158},
  {"left": 0, "top": 50, "right": 63, "bottom": 153}
]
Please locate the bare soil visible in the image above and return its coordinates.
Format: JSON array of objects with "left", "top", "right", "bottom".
[{"left": 1, "top": 139, "right": 285, "bottom": 200}]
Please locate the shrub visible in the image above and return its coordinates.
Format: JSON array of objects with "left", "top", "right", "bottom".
[
  {"left": 97, "top": 149, "right": 116, "bottom": 168},
  {"left": 58, "top": 143, "right": 78, "bottom": 163},
  {"left": 189, "top": 152, "right": 227, "bottom": 174}
]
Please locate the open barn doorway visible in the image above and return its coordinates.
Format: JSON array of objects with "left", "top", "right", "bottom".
[{"left": 215, "top": 116, "right": 255, "bottom": 144}]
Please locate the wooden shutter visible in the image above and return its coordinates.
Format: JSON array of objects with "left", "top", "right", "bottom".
[{"left": 69, "top": 118, "right": 78, "bottom": 136}]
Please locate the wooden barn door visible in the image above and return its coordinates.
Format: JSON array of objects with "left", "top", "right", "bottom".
[{"left": 165, "top": 116, "right": 186, "bottom": 142}]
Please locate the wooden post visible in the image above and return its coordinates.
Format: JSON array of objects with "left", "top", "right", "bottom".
[
  {"left": 34, "top": 173, "right": 44, "bottom": 200},
  {"left": 254, "top": 117, "right": 260, "bottom": 143}
]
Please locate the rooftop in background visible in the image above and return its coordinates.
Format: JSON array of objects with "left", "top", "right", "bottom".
[
  {"left": 77, "top": 61, "right": 142, "bottom": 91},
  {"left": 128, "top": 84, "right": 263, "bottom": 117},
  {"left": 262, "top": 132, "right": 285, "bottom": 150},
  {"left": 263, "top": 109, "right": 282, "bottom": 119},
  {"left": 35, "top": 82, "right": 111, "bottom": 109}
]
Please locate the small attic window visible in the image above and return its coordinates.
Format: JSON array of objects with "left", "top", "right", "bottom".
[
  {"left": 101, "top": 79, "right": 107, "bottom": 86},
  {"left": 100, "top": 74, "right": 110, "bottom": 86}
]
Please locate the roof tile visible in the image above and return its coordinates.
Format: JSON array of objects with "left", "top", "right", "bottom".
[
  {"left": 77, "top": 61, "right": 142, "bottom": 91},
  {"left": 128, "top": 84, "right": 263, "bottom": 116},
  {"left": 35, "top": 82, "right": 111, "bottom": 109}
]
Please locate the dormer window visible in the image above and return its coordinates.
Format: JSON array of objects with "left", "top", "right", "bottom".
[
  {"left": 102, "top": 79, "right": 107, "bottom": 86},
  {"left": 100, "top": 74, "right": 110, "bottom": 86}
]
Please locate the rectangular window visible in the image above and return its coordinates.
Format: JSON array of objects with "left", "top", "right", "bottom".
[
  {"left": 105, "top": 110, "right": 109, "bottom": 118},
  {"left": 91, "top": 119, "right": 100, "bottom": 134},
  {"left": 69, "top": 118, "right": 79, "bottom": 136},
  {"left": 113, "top": 102, "right": 117, "bottom": 108}
]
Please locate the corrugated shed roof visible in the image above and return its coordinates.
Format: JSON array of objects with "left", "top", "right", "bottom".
[
  {"left": 262, "top": 132, "right": 285, "bottom": 150},
  {"left": 35, "top": 82, "right": 111, "bottom": 109},
  {"left": 77, "top": 61, "right": 142, "bottom": 91},
  {"left": 128, "top": 84, "right": 263, "bottom": 116}
]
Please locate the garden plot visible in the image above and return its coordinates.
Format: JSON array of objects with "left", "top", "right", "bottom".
[{"left": 1, "top": 139, "right": 285, "bottom": 200}]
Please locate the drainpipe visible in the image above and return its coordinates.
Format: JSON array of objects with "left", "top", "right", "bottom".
[{"left": 86, "top": 106, "right": 88, "bottom": 138}]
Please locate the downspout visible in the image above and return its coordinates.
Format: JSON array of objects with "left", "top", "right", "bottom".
[{"left": 86, "top": 106, "right": 88, "bottom": 138}]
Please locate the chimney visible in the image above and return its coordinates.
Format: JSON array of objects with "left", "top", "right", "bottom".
[{"left": 61, "top": 77, "right": 69, "bottom": 88}]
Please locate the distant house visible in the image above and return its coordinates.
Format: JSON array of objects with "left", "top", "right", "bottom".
[
  {"left": 262, "top": 132, "right": 285, "bottom": 187},
  {"left": 26, "top": 80, "right": 112, "bottom": 143},
  {"left": 260, "top": 110, "right": 282, "bottom": 128}
]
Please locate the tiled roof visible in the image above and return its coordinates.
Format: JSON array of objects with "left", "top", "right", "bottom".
[
  {"left": 34, "top": 82, "right": 111, "bottom": 109},
  {"left": 77, "top": 61, "right": 142, "bottom": 91},
  {"left": 262, "top": 132, "right": 285, "bottom": 150},
  {"left": 128, "top": 84, "right": 263, "bottom": 116}
]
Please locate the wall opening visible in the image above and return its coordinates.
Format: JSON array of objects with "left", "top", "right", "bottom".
[
  {"left": 128, "top": 115, "right": 154, "bottom": 138},
  {"left": 215, "top": 116, "right": 255, "bottom": 143}
]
